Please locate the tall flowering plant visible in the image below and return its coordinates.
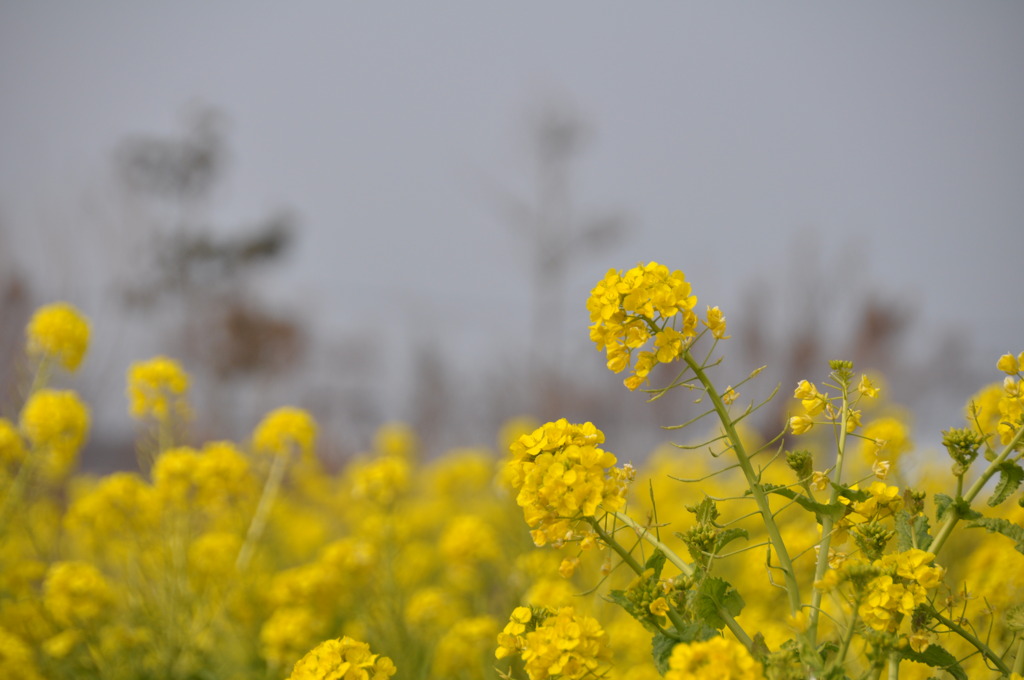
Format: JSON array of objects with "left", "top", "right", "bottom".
[{"left": 499, "top": 262, "right": 1024, "bottom": 680}]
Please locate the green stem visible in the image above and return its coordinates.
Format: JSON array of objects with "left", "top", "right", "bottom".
[
  {"left": 809, "top": 389, "right": 852, "bottom": 646},
  {"left": 927, "top": 422, "right": 1024, "bottom": 558},
  {"left": 927, "top": 606, "right": 1010, "bottom": 676},
  {"left": 682, "top": 350, "right": 803, "bottom": 614},
  {"left": 887, "top": 652, "right": 899, "bottom": 680},
  {"left": 611, "top": 511, "right": 693, "bottom": 576},
  {"left": 235, "top": 452, "right": 289, "bottom": 571},
  {"left": 1012, "top": 637, "right": 1024, "bottom": 676}
]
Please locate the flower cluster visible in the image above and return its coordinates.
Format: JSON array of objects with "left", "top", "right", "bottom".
[
  {"left": 788, "top": 375, "right": 871, "bottom": 436},
  {"left": 252, "top": 406, "right": 318, "bottom": 459},
  {"left": 287, "top": 636, "right": 396, "bottom": 680},
  {"left": 859, "top": 549, "right": 946, "bottom": 641},
  {"left": 665, "top": 636, "right": 764, "bottom": 680},
  {"left": 506, "top": 419, "right": 632, "bottom": 547},
  {"left": 26, "top": 302, "right": 91, "bottom": 372},
  {"left": 586, "top": 262, "right": 702, "bottom": 390},
  {"left": 19, "top": 389, "right": 90, "bottom": 480},
  {"left": 126, "top": 356, "right": 190, "bottom": 421},
  {"left": 496, "top": 606, "right": 610, "bottom": 680}
]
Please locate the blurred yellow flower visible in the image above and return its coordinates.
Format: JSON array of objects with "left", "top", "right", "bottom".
[
  {"left": 19, "top": 388, "right": 90, "bottom": 479},
  {"left": 126, "top": 356, "right": 189, "bottom": 420},
  {"left": 252, "top": 406, "right": 317, "bottom": 459},
  {"left": 665, "top": 637, "right": 764, "bottom": 680},
  {"left": 26, "top": 301, "right": 90, "bottom": 372}
]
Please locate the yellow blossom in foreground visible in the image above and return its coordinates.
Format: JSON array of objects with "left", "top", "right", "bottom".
[
  {"left": 665, "top": 637, "right": 764, "bottom": 680},
  {"left": 702, "top": 305, "right": 730, "bottom": 339},
  {"left": 506, "top": 419, "right": 631, "bottom": 546},
  {"left": 997, "top": 352, "right": 1022, "bottom": 375},
  {"left": 857, "top": 373, "right": 880, "bottom": 399},
  {"left": 499, "top": 606, "right": 610, "bottom": 680},
  {"left": 26, "top": 301, "right": 90, "bottom": 372},
  {"left": 789, "top": 414, "right": 814, "bottom": 435},
  {"left": 126, "top": 356, "right": 189, "bottom": 420},
  {"left": 253, "top": 406, "right": 317, "bottom": 459},
  {"left": 287, "top": 636, "right": 396, "bottom": 680},
  {"left": 587, "top": 262, "right": 699, "bottom": 390}
]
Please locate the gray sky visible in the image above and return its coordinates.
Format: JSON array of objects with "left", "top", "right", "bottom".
[{"left": 1, "top": 3, "right": 1023, "bottom": 442}]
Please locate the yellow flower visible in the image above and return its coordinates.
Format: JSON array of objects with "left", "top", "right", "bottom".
[
  {"left": 721, "top": 386, "right": 738, "bottom": 405},
  {"left": 587, "top": 262, "right": 699, "bottom": 390},
  {"left": 26, "top": 302, "right": 90, "bottom": 372},
  {"left": 666, "top": 637, "right": 764, "bottom": 680},
  {"left": 559, "top": 556, "right": 581, "bottom": 579},
  {"left": 789, "top": 414, "right": 814, "bottom": 435},
  {"left": 702, "top": 305, "right": 730, "bottom": 339},
  {"left": 997, "top": 352, "right": 1021, "bottom": 375},
  {"left": 252, "top": 406, "right": 317, "bottom": 459},
  {"left": 506, "top": 419, "right": 629, "bottom": 547},
  {"left": 649, "top": 597, "right": 670, "bottom": 618},
  {"left": 126, "top": 356, "right": 189, "bottom": 420},
  {"left": 20, "top": 389, "right": 90, "bottom": 479},
  {"left": 514, "top": 606, "right": 610, "bottom": 680},
  {"left": 42, "top": 561, "right": 114, "bottom": 627},
  {"left": 0, "top": 418, "right": 27, "bottom": 468},
  {"left": 857, "top": 374, "right": 880, "bottom": 398},
  {"left": 287, "top": 636, "right": 396, "bottom": 680}
]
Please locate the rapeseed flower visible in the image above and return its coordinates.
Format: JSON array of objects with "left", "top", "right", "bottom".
[
  {"left": 587, "top": 262, "right": 699, "bottom": 390},
  {"left": 42, "top": 561, "right": 114, "bottom": 627},
  {"left": 506, "top": 419, "right": 631, "bottom": 546},
  {"left": 665, "top": 636, "right": 764, "bottom": 680},
  {"left": 19, "top": 388, "right": 90, "bottom": 479},
  {"left": 26, "top": 301, "right": 90, "bottom": 372},
  {"left": 252, "top": 406, "right": 317, "bottom": 459},
  {"left": 126, "top": 356, "right": 189, "bottom": 420},
  {"left": 287, "top": 636, "right": 396, "bottom": 680}
]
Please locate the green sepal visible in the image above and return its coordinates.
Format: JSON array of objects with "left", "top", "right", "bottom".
[
  {"left": 988, "top": 461, "right": 1024, "bottom": 507},
  {"left": 897, "top": 643, "right": 967, "bottom": 680},
  {"left": 694, "top": 577, "right": 744, "bottom": 629},
  {"left": 966, "top": 516, "right": 1024, "bottom": 554}
]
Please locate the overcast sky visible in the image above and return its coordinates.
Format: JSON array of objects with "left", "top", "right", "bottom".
[{"left": 1, "top": 3, "right": 1022, "bottom": 438}]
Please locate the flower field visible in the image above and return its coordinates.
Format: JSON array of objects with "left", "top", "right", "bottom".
[{"left": 1, "top": 264, "right": 1023, "bottom": 680}]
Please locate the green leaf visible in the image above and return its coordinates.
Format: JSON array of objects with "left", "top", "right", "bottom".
[
  {"left": 695, "top": 577, "right": 745, "bottom": 629},
  {"left": 651, "top": 631, "right": 677, "bottom": 675},
  {"left": 834, "top": 483, "right": 870, "bottom": 502},
  {"left": 644, "top": 549, "right": 667, "bottom": 579},
  {"left": 967, "top": 516, "right": 1024, "bottom": 554},
  {"left": 935, "top": 494, "right": 981, "bottom": 522},
  {"left": 759, "top": 484, "right": 843, "bottom": 523},
  {"left": 895, "top": 510, "right": 932, "bottom": 551},
  {"left": 897, "top": 643, "right": 967, "bottom": 680},
  {"left": 714, "top": 527, "right": 749, "bottom": 553},
  {"left": 989, "top": 461, "right": 1024, "bottom": 507}
]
